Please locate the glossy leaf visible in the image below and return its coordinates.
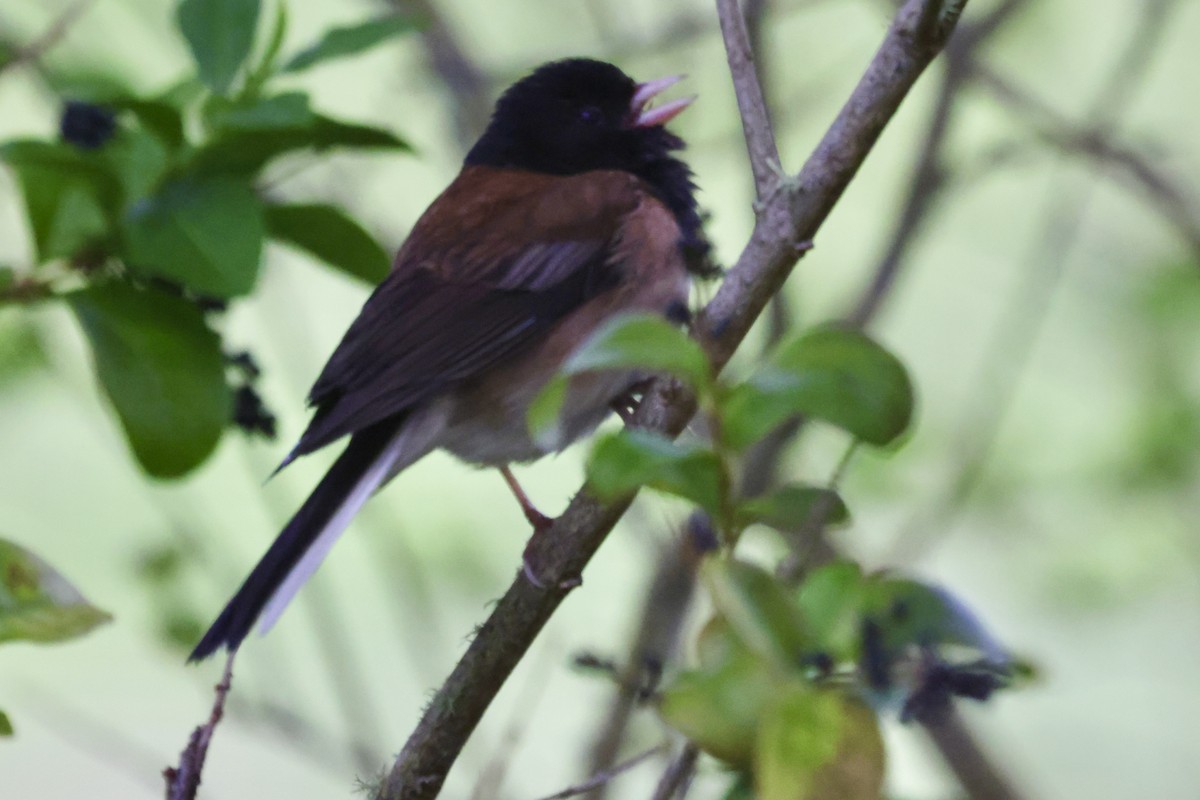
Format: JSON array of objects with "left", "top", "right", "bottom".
[
  {"left": 724, "top": 328, "right": 913, "bottom": 450},
  {"left": 69, "top": 283, "right": 232, "bottom": 477},
  {"left": 736, "top": 485, "right": 848, "bottom": 533},
  {"left": 587, "top": 429, "right": 722, "bottom": 515},
  {"left": 265, "top": 203, "right": 390, "bottom": 284},
  {"left": 0, "top": 538, "right": 111, "bottom": 644},
  {"left": 178, "top": 0, "right": 261, "bottom": 95},
  {"left": 703, "top": 558, "right": 810, "bottom": 666},
  {"left": 756, "top": 687, "right": 884, "bottom": 800},
  {"left": 0, "top": 140, "right": 119, "bottom": 262},
  {"left": 283, "top": 15, "right": 416, "bottom": 72},
  {"left": 121, "top": 177, "right": 264, "bottom": 297}
]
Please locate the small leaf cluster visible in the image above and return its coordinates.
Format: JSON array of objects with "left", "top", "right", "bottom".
[
  {"left": 531, "top": 314, "right": 912, "bottom": 541},
  {"left": 0, "top": 537, "right": 112, "bottom": 736},
  {"left": 0, "top": 1, "right": 415, "bottom": 477},
  {"left": 531, "top": 314, "right": 1022, "bottom": 798}
]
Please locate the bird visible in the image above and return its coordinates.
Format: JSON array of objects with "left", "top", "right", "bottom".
[{"left": 189, "top": 58, "right": 713, "bottom": 661}]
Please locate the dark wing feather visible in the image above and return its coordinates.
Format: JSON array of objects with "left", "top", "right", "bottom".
[{"left": 294, "top": 258, "right": 613, "bottom": 456}]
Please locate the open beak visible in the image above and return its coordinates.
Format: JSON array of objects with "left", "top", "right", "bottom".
[{"left": 630, "top": 75, "right": 695, "bottom": 128}]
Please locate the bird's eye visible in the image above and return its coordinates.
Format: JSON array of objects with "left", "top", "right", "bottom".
[{"left": 579, "top": 105, "right": 603, "bottom": 124}]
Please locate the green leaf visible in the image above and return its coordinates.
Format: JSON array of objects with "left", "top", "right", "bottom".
[
  {"left": 0, "top": 140, "right": 119, "bottom": 262},
  {"left": 528, "top": 313, "right": 707, "bottom": 446},
  {"left": 264, "top": 202, "right": 389, "bottom": 284},
  {"left": 587, "top": 429, "right": 722, "bottom": 515},
  {"left": 283, "top": 15, "right": 416, "bottom": 72},
  {"left": 121, "top": 176, "right": 265, "bottom": 298},
  {"left": 99, "top": 124, "right": 171, "bottom": 204},
  {"left": 209, "top": 91, "right": 315, "bottom": 131},
  {"left": 756, "top": 687, "right": 884, "bottom": 800},
  {"left": 564, "top": 313, "right": 709, "bottom": 389},
  {"left": 0, "top": 538, "right": 112, "bottom": 644},
  {"left": 241, "top": 1, "right": 288, "bottom": 95},
  {"left": 702, "top": 558, "right": 810, "bottom": 666},
  {"left": 795, "top": 561, "right": 866, "bottom": 660},
  {"left": 177, "top": 0, "right": 262, "bottom": 95},
  {"left": 0, "top": 709, "right": 11, "bottom": 736},
  {"left": 69, "top": 283, "right": 232, "bottom": 477},
  {"left": 736, "top": 485, "right": 848, "bottom": 533},
  {"left": 660, "top": 638, "right": 776, "bottom": 767},
  {"left": 112, "top": 98, "right": 187, "bottom": 150},
  {"left": 724, "top": 327, "right": 913, "bottom": 450},
  {"left": 187, "top": 112, "right": 408, "bottom": 175}
]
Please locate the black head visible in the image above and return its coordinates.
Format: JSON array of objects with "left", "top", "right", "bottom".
[
  {"left": 467, "top": 59, "right": 718, "bottom": 277},
  {"left": 467, "top": 59, "right": 674, "bottom": 175}
]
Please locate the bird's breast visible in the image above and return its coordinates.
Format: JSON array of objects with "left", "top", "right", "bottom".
[{"left": 439, "top": 193, "right": 690, "bottom": 466}]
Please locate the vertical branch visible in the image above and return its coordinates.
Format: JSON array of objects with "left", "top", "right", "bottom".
[{"left": 715, "top": 0, "right": 782, "bottom": 199}]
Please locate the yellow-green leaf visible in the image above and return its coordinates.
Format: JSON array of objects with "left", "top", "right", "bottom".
[{"left": 0, "top": 538, "right": 111, "bottom": 644}]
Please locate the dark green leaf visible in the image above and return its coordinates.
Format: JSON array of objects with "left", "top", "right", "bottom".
[
  {"left": 69, "top": 283, "right": 232, "bottom": 477},
  {"left": 121, "top": 177, "right": 264, "bottom": 297},
  {"left": 241, "top": 1, "right": 288, "bottom": 95},
  {"left": 587, "top": 429, "right": 722, "bottom": 515},
  {"left": 0, "top": 709, "right": 11, "bottom": 736},
  {"left": 283, "top": 15, "right": 416, "bottom": 72},
  {"left": 177, "top": 0, "right": 262, "bottom": 94},
  {"left": 702, "top": 558, "right": 810, "bottom": 666},
  {"left": 264, "top": 202, "right": 389, "bottom": 284},
  {"left": 756, "top": 687, "right": 884, "bottom": 800},
  {"left": 0, "top": 537, "right": 112, "bottom": 644},
  {"left": 187, "top": 113, "right": 408, "bottom": 175},
  {"left": 209, "top": 91, "right": 315, "bottom": 131},
  {"left": 724, "top": 327, "right": 913, "bottom": 450},
  {"left": 736, "top": 485, "right": 848, "bottom": 533},
  {"left": 0, "top": 140, "right": 119, "bottom": 262},
  {"left": 112, "top": 98, "right": 186, "bottom": 149},
  {"left": 99, "top": 125, "right": 171, "bottom": 204}
]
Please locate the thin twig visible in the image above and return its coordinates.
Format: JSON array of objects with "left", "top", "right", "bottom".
[
  {"left": 583, "top": 518, "right": 707, "bottom": 800},
  {"left": 533, "top": 744, "right": 668, "bottom": 800},
  {"left": 164, "top": 652, "right": 236, "bottom": 800},
  {"left": 0, "top": 0, "right": 93, "bottom": 74},
  {"left": 376, "top": 3, "right": 967, "bottom": 797},
  {"left": 649, "top": 743, "right": 699, "bottom": 800}
]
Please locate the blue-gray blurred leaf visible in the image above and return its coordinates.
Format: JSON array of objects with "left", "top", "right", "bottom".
[
  {"left": 283, "top": 15, "right": 416, "bottom": 73},
  {"left": 177, "top": 0, "right": 262, "bottom": 95},
  {"left": 121, "top": 177, "right": 264, "bottom": 298},
  {"left": 265, "top": 203, "right": 390, "bottom": 284},
  {"left": 69, "top": 283, "right": 232, "bottom": 477}
]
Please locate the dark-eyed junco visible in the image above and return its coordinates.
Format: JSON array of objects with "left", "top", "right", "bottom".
[{"left": 190, "top": 58, "right": 711, "bottom": 661}]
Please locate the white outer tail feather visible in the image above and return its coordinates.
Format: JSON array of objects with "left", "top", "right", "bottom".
[{"left": 257, "top": 401, "right": 451, "bottom": 636}]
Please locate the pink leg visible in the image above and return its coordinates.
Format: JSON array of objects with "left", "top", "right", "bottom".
[{"left": 499, "top": 466, "right": 553, "bottom": 530}]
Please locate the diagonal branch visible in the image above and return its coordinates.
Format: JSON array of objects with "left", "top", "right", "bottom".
[{"left": 376, "top": 2, "right": 968, "bottom": 797}]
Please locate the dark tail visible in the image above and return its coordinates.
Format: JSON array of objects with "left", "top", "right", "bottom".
[{"left": 189, "top": 418, "right": 404, "bottom": 662}]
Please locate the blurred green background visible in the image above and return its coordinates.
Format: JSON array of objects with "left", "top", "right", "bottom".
[{"left": 1, "top": 0, "right": 1198, "bottom": 797}]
